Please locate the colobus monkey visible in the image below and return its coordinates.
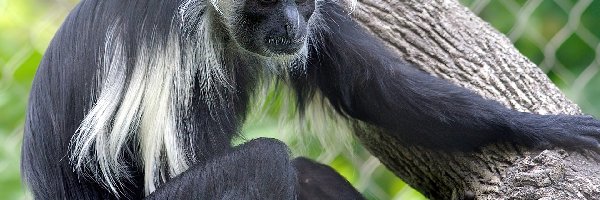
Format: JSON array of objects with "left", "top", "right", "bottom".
[{"left": 21, "top": 0, "right": 600, "bottom": 199}]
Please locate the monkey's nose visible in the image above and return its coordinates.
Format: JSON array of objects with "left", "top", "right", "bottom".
[{"left": 283, "top": 7, "right": 300, "bottom": 38}]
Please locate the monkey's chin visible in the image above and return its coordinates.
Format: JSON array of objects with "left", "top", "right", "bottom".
[
  {"left": 267, "top": 48, "right": 301, "bottom": 56},
  {"left": 264, "top": 44, "right": 302, "bottom": 56}
]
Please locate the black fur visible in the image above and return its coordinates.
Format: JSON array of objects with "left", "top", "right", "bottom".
[{"left": 21, "top": 0, "right": 600, "bottom": 199}]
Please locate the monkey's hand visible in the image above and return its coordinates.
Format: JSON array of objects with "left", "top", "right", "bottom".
[
  {"left": 293, "top": 157, "right": 365, "bottom": 200},
  {"left": 511, "top": 114, "right": 600, "bottom": 151}
]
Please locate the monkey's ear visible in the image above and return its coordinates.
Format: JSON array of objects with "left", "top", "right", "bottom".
[{"left": 292, "top": 157, "right": 365, "bottom": 200}]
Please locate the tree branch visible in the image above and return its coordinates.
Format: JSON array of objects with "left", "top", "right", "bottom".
[{"left": 351, "top": 0, "right": 600, "bottom": 199}]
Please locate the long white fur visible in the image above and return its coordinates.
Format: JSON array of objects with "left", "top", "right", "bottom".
[
  {"left": 70, "top": 20, "right": 130, "bottom": 194},
  {"left": 70, "top": 0, "right": 357, "bottom": 197},
  {"left": 70, "top": 26, "right": 190, "bottom": 196}
]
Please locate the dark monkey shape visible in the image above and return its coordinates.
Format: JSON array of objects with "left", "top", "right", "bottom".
[{"left": 21, "top": 0, "right": 600, "bottom": 199}]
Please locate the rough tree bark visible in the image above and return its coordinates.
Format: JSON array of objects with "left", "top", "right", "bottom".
[{"left": 349, "top": 0, "right": 600, "bottom": 199}]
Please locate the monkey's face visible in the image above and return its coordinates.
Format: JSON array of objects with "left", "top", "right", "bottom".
[{"left": 231, "top": 0, "right": 315, "bottom": 56}]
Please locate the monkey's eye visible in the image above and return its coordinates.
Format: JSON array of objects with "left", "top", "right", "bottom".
[{"left": 259, "top": 0, "right": 278, "bottom": 5}]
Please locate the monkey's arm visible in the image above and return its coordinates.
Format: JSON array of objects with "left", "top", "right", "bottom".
[{"left": 299, "top": 2, "right": 600, "bottom": 150}]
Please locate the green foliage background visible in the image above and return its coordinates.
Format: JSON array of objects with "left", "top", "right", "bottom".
[{"left": 0, "top": 0, "right": 598, "bottom": 199}]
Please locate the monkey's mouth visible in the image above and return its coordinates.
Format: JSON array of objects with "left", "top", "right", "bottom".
[{"left": 265, "top": 36, "right": 304, "bottom": 54}]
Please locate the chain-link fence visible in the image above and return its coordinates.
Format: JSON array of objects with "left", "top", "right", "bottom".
[
  {"left": 463, "top": 0, "right": 600, "bottom": 115},
  {"left": 1, "top": 0, "right": 599, "bottom": 199}
]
